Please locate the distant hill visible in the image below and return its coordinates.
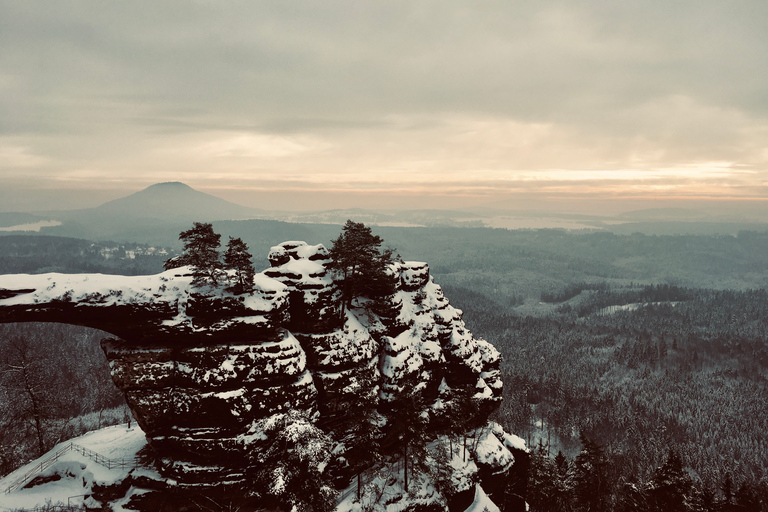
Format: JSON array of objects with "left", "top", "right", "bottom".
[
  {"left": 90, "top": 182, "right": 264, "bottom": 222},
  {"left": 14, "top": 182, "right": 267, "bottom": 240}
]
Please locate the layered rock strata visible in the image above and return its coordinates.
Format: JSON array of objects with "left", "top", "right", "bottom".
[{"left": 0, "top": 241, "right": 503, "bottom": 484}]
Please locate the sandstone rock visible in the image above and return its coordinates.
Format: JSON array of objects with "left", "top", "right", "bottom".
[{"left": 0, "top": 241, "right": 503, "bottom": 488}]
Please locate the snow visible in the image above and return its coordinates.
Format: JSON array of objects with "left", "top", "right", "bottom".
[
  {"left": 0, "top": 424, "right": 148, "bottom": 511},
  {"left": 463, "top": 484, "right": 501, "bottom": 512},
  {"left": 110, "top": 486, "right": 150, "bottom": 512},
  {"left": 335, "top": 435, "right": 497, "bottom": 512},
  {"left": 278, "top": 257, "right": 326, "bottom": 278},
  {"left": 380, "top": 335, "right": 423, "bottom": 381},
  {"left": 488, "top": 422, "right": 528, "bottom": 453},
  {"left": 0, "top": 267, "right": 289, "bottom": 336},
  {"left": 472, "top": 429, "right": 514, "bottom": 471},
  {"left": 0, "top": 239, "right": 512, "bottom": 509},
  {"left": 473, "top": 378, "right": 494, "bottom": 400}
]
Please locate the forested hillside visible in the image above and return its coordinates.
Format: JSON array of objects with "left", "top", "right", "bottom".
[{"left": 448, "top": 285, "right": 768, "bottom": 510}]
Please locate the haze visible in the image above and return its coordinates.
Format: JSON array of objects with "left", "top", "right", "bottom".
[{"left": 1, "top": 1, "right": 767, "bottom": 214}]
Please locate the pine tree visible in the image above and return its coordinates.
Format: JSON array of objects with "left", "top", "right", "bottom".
[
  {"left": 223, "top": 236, "right": 256, "bottom": 294},
  {"left": 329, "top": 220, "right": 396, "bottom": 310},
  {"left": 388, "top": 386, "right": 430, "bottom": 493},
  {"left": 722, "top": 473, "right": 735, "bottom": 508},
  {"left": 734, "top": 480, "right": 761, "bottom": 512},
  {"left": 337, "top": 365, "right": 383, "bottom": 499},
  {"left": 554, "top": 450, "right": 569, "bottom": 477},
  {"left": 431, "top": 438, "right": 456, "bottom": 499},
  {"left": 571, "top": 434, "right": 611, "bottom": 512},
  {"left": 165, "top": 222, "right": 224, "bottom": 287},
  {"left": 648, "top": 449, "right": 693, "bottom": 512},
  {"left": 528, "top": 445, "right": 560, "bottom": 512},
  {"left": 615, "top": 480, "right": 649, "bottom": 512},
  {"left": 248, "top": 410, "right": 338, "bottom": 512}
]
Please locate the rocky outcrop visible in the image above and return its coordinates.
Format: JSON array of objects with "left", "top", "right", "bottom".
[{"left": 0, "top": 241, "right": 504, "bottom": 487}]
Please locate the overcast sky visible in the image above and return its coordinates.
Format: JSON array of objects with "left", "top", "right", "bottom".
[{"left": 1, "top": 0, "right": 767, "bottom": 212}]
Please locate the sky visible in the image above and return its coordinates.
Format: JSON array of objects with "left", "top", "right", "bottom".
[{"left": 1, "top": 0, "right": 767, "bottom": 213}]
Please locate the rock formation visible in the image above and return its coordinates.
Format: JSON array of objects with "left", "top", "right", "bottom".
[{"left": 0, "top": 241, "right": 506, "bottom": 490}]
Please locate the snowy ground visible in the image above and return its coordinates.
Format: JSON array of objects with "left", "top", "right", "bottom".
[
  {"left": 0, "top": 423, "right": 520, "bottom": 511},
  {"left": 0, "top": 424, "right": 148, "bottom": 511},
  {"left": 335, "top": 429, "right": 518, "bottom": 512}
]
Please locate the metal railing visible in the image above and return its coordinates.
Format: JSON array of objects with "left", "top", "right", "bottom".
[{"left": 4, "top": 442, "right": 140, "bottom": 494}]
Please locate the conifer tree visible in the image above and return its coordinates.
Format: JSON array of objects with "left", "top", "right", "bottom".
[
  {"left": 554, "top": 450, "right": 569, "bottom": 478},
  {"left": 648, "top": 449, "right": 693, "bottom": 512},
  {"left": 164, "top": 222, "right": 223, "bottom": 287},
  {"left": 528, "top": 445, "right": 561, "bottom": 512},
  {"left": 248, "top": 410, "right": 337, "bottom": 512},
  {"left": 388, "top": 386, "right": 430, "bottom": 493},
  {"left": 571, "top": 434, "right": 611, "bottom": 512},
  {"left": 223, "top": 236, "right": 255, "bottom": 294},
  {"left": 329, "top": 220, "right": 396, "bottom": 309},
  {"left": 734, "top": 481, "right": 761, "bottom": 512},
  {"left": 722, "top": 473, "right": 735, "bottom": 508},
  {"left": 337, "top": 365, "right": 383, "bottom": 499},
  {"left": 431, "top": 439, "right": 456, "bottom": 499}
]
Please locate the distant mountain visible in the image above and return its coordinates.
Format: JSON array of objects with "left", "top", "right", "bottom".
[
  {"left": 13, "top": 182, "right": 268, "bottom": 240},
  {"left": 91, "top": 182, "right": 263, "bottom": 222}
]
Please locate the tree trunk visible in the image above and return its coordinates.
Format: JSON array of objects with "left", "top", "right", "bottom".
[
  {"left": 33, "top": 409, "right": 45, "bottom": 456},
  {"left": 22, "top": 365, "right": 46, "bottom": 456},
  {"left": 404, "top": 444, "right": 408, "bottom": 493}
]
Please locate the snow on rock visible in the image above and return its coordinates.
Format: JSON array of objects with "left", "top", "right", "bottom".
[
  {"left": 400, "top": 261, "right": 430, "bottom": 291},
  {"left": 298, "top": 310, "right": 377, "bottom": 369},
  {"left": 464, "top": 484, "right": 502, "bottom": 512},
  {"left": 489, "top": 422, "right": 529, "bottom": 453},
  {"left": 0, "top": 240, "right": 505, "bottom": 490},
  {"left": 264, "top": 241, "right": 342, "bottom": 332},
  {"left": 379, "top": 328, "right": 427, "bottom": 401},
  {"left": 334, "top": 431, "right": 524, "bottom": 512},
  {"left": 472, "top": 429, "right": 515, "bottom": 473},
  {"left": 0, "top": 266, "right": 289, "bottom": 342}
]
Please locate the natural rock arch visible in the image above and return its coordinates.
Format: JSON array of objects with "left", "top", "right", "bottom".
[{"left": 0, "top": 241, "right": 502, "bottom": 486}]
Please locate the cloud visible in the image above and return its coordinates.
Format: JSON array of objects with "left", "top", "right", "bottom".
[{"left": 1, "top": 0, "right": 767, "bottom": 210}]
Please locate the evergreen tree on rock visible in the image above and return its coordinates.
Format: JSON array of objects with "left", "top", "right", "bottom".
[
  {"left": 164, "top": 222, "right": 224, "bottom": 287},
  {"left": 329, "top": 220, "right": 396, "bottom": 310},
  {"left": 335, "top": 365, "right": 384, "bottom": 499},
  {"left": 223, "top": 236, "right": 256, "bottom": 294},
  {"left": 247, "top": 410, "right": 338, "bottom": 512},
  {"left": 388, "top": 385, "right": 431, "bottom": 494}
]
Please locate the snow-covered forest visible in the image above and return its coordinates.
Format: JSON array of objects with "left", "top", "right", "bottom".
[{"left": 451, "top": 285, "right": 768, "bottom": 510}]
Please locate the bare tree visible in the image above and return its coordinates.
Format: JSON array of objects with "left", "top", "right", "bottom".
[{"left": 1, "top": 335, "right": 55, "bottom": 456}]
